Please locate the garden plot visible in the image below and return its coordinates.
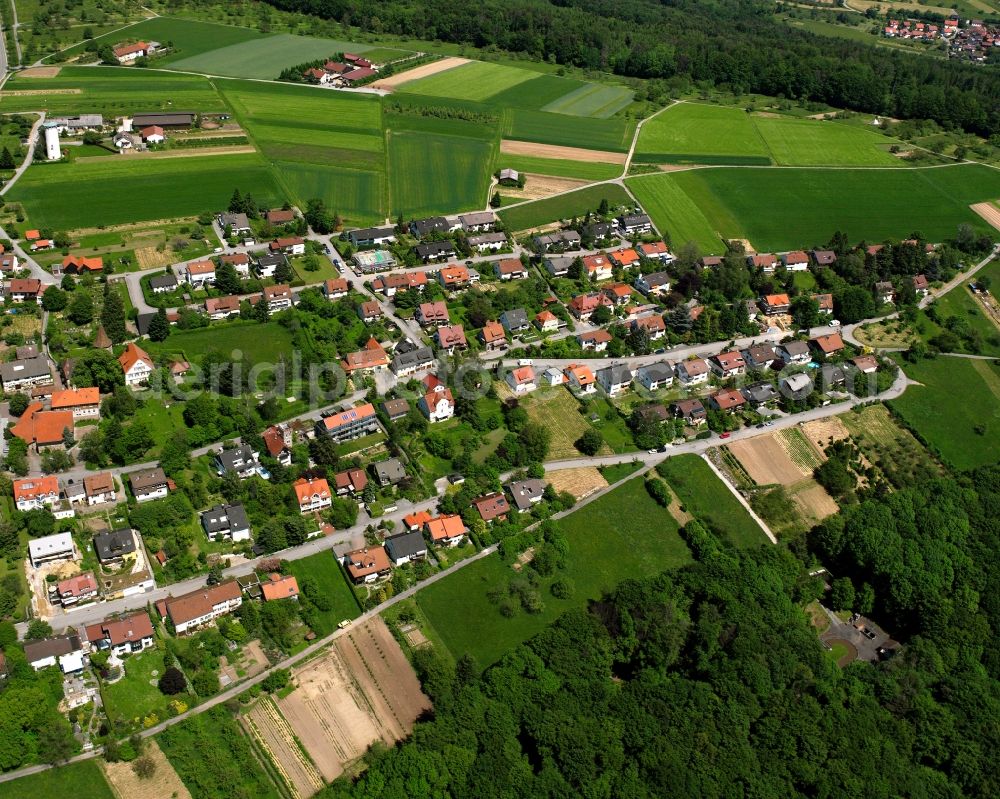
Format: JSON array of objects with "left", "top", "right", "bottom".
[
  {"left": 523, "top": 389, "right": 612, "bottom": 459},
  {"left": 243, "top": 698, "right": 324, "bottom": 798},
  {"left": 544, "top": 467, "right": 609, "bottom": 499},
  {"left": 101, "top": 740, "right": 190, "bottom": 799},
  {"left": 277, "top": 618, "right": 430, "bottom": 782}
]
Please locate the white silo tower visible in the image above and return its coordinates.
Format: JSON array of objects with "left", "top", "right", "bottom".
[{"left": 43, "top": 123, "right": 61, "bottom": 161}]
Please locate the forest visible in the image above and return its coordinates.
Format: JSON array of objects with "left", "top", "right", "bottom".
[
  {"left": 319, "top": 465, "right": 1000, "bottom": 798},
  {"left": 262, "top": 0, "right": 1000, "bottom": 136}
]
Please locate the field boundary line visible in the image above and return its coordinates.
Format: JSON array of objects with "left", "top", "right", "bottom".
[{"left": 699, "top": 452, "right": 777, "bottom": 544}]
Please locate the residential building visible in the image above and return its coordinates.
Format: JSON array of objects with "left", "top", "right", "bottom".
[
  {"left": 632, "top": 315, "right": 666, "bottom": 340},
  {"left": 348, "top": 226, "right": 396, "bottom": 247},
  {"left": 205, "top": 295, "right": 241, "bottom": 320},
  {"left": 425, "top": 515, "right": 468, "bottom": 547},
  {"left": 748, "top": 253, "right": 777, "bottom": 272},
  {"left": 419, "top": 382, "right": 455, "bottom": 422},
  {"left": 506, "top": 366, "right": 536, "bottom": 394},
  {"left": 638, "top": 242, "right": 673, "bottom": 264},
  {"left": 584, "top": 221, "right": 613, "bottom": 241},
  {"left": 255, "top": 253, "right": 287, "bottom": 279},
  {"left": 634, "top": 271, "right": 671, "bottom": 296},
  {"left": 0, "top": 357, "right": 52, "bottom": 392},
  {"left": 341, "top": 338, "right": 389, "bottom": 374},
  {"left": 876, "top": 281, "right": 895, "bottom": 305},
  {"left": 373, "top": 458, "right": 407, "bottom": 487},
  {"left": 852, "top": 355, "right": 878, "bottom": 374},
  {"left": 263, "top": 284, "right": 294, "bottom": 312},
  {"left": 741, "top": 382, "right": 779, "bottom": 406},
  {"left": 293, "top": 477, "right": 332, "bottom": 513},
  {"left": 494, "top": 258, "right": 528, "bottom": 280},
  {"left": 544, "top": 255, "right": 574, "bottom": 277},
  {"left": 533, "top": 230, "right": 581, "bottom": 252},
  {"left": 409, "top": 216, "right": 451, "bottom": 238},
  {"left": 10, "top": 404, "right": 74, "bottom": 449},
  {"left": 218, "top": 212, "right": 252, "bottom": 236},
  {"left": 437, "top": 264, "right": 470, "bottom": 289},
  {"left": 458, "top": 211, "right": 497, "bottom": 232},
  {"left": 820, "top": 364, "right": 848, "bottom": 389},
  {"left": 384, "top": 531, "right": 427, "bottom": 566},
  {"left": 499, "top": 308, "right": 530, "bottom": 333},
  {"left": 50, "top": 387, "right": 100, "bottom": 419},
  {"left": 352, "top": 250, "right": 396, "bottom": 273},
  {"left": 61, "top": 255, "right": 104, "bottom": 274},
  {"left": 709, "top": 387, "right": 746, "bottom": 413},
  {"left": 270, "top": 237, "right": 306, "bottom": 256},
  {"left": 159, "top": 580, "right": 242, "bottom": 635},
  {"left": 535, "top": 310, "right": 560, "bottom": 333},
  {"left": 129, "top": 467, "right": 170, "bottom": 503},
  {"left": 358, "top": 300, "right": 383, "bottom": 322},
  {"left": 262, "top": 423, "right": 294, "bottom": 466},
  {"left": 479, "top": 320, "right": 507, "bottom": 351},
  {"left": 214, "top": 445, "right": 266, "bottom": 479},
  {"left": 473, "top": 492, "right": 510, "bottom": 523},
  {"left": 700, "top": 256, "right": 723, "bottom": 269},
  {"left": 742, "top": 344, "right": 777, "bottom": 370},
  {"left": 323, "top": 278, "right": 349, "bottom": 300},
  {"left": 262, "top": 574, "right": 299, "bottom": 601},
  {"left": 711, "top": 350, "right": 747, "bottom": 379},
  {"left": 403, "top": 510, "right": 432, "bottom": 532},
  {"left": 672, "top": 398, "right": 706, "bottom": 425},
  {"left": 28, "top": 532, "right": 75, "bottom": 568},
  {"left": 780, "top": 372, "right": 813, "bottom": 398},
  {"left": 333, "top": 467, "right": 368, "bottom": 496},
  {"left": 414, "top": 241, "right": 455, "bottom": 262},
  {"left": 94, "top": 528, "right": 136, "bottom": 565},
  {"left": 810, "top": 333, "right": 845, "bottom": 357},
  {"left": 344, "top": 546, "right": 392, "bottom": 583},
  {"left": 506, "top": 478, "right": 547, "bottom": 511},
  {"left": 608, "top": 248, "right": 640, "bottom": 269},
  {"left": 83, "top": 471, "right": 116, "bottom": 506},
  {"left": 604, "top": 283, "right": 633, "bottom": 306},
  {"left": 618, "top": 213, "right": 652, "bottom": 235},
  {"left": 811, "top": 250, "right": 837, "bottom": 267},
  {"left": 201, "top": 504, "right": 251, "bottom": 543},
  {"left": 596, "top": 364, "right": 633, "bottom": 395},
  {"left": 149, "top": 273, "right": 178, "bottom": 293},
  {"left": 118, "top": 343, "right": 154, "bottom": 387},
  {"left": 314, "top": 403, "right": 379, "bottom": 443},
  {"left": 84, "top": 611, "right": 155, "bottom": 655},
  {"left": 676, "top": 358, "right": 710, "bottom": 386},
  {"left": 416, "top": 301, "right": 450, "bottom": 327},
  {"left": 57, "top": 572, "right": 98, "bottom": 607},
  {"left": 381, "top": 398, "right": 411, "bottom": 421},
  {"left": 373, "top": 271, "right": 427, "bottom": 296},
  {"left": 578, "top": 329, "right": 612, "bottom": 352},
  {"left": 6, "top": 279, "right": 44, "bottom": 304},
  {"left": 913, "top": 274, "right": 930, "bottom": 296},
  {"left": 564, "top": 363, "right": 597, "bottom": 394},
  {"left": 582, "top": 253, "right": 613, "bottom": 281},
  {"left": 266, "top": 208, "right": 295, "bottom": 226},
  {"left": 184, "top": 260, "right": 215, "bottom": 286},
  {"left": 814, "top": 293, "right": 834, "bottom": 315},
  {"left": 24, "top": 635, "right": 85, "bottom": 673},
  {"left": 435, "top": 324, "right": 468, "bottom": 354},
  {"left": 13, "top": 475, "right": 59, "bottom": 511},
  {"left": 781, "top": 251, "right": 809, "bottom": 271},
  {"left": 390, "top": 344, "right": 435, "bottom": 377},
  {"left": 468, "top": 232, "right": 507, "bottom": 252},
  {"left": 569, "top": 292, "right": 613, "bottom": 321},
  {"left": 637, "top": 362, "right": 674, "bottom": 391},
  {"left": 761, "top": 293, "right": 791, "bottom": 314},
  {"left": 779, "top": 340, "right": 812, "bottom": 365}
]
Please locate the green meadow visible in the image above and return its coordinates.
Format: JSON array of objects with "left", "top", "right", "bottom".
[
  {"left": 505, "top": 108, "right": 635, "bottom": 152},
  {"left": 417, "top": 475, "right": 692, "bottom": 666},
  {"left": 144, "top": 321, "right": 295, "bottom": 365},
  {"left": 398, "top": 60, "right": 538, "bottom": 102},
  {"left": 497, "top": 182, "right": 633, "bottom": 231},
  {"left": 388, "top": 131, "right": 494, "bottom": 218},
  {"left": 9, "top": 153, "right": 283, "bottom": 230},
  {"left": 626, "top": 172, "right": 722, "bottom": 253},
  {"left": 0, "top": 762, "right": 113, "bottom": 799},
  {"left": 541, "top": 82, "right": 634, "bottom": 118},
  {"left": 753, "top": 115, "right": 901, "bottom": 166},
  {"left": 285, "top": 552, "right": 362, "bottom": 635},
  {"left": 498, "top": 153, "right": 621, "bottom": 181},
  {"left": 635, "top": 103, "right": 771, "bottom": 164},
  {"left": 891, "top": 356, "right": 1000, "bottom": 471},
  {"left": 667, "top": 163, "right": 1000, "bottom": 250}
]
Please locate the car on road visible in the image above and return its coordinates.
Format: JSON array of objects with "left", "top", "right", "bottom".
[
  {"left": 338, "top": 619, "right": 352, "bottom": 629},
  {"left": 648, "top": 449, "right": 658, "bottom": 454},
  {"left": 719, "top": 432, "right": 731, "bottom": 439}
]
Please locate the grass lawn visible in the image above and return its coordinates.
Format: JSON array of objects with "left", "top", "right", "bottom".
[
  {"left": 626, "top": 172, "right": 722, "bottom": 253},
  {"left": 417, "top": 475, "right": 692, "bottom": 666},
  {"left": 890, "top": 355, "right": 1000, "bottom": 471},
  {"left": 398, "top": 60, "right": 538, "bottom": 102},
  {"left": 657, "top": 454, "right": 769, "bottom": 548},
  {"left": 599, "top": 461, "right": 644, "bottom": 483},
  {"left": 292, "top": 255, "right": 339, "bottom": 283},
  {"left": 130, "top": 400, "right": 186, "bottom": 453},
  {"left": 635, "top": 103, "right": 771, "bottom": 164},
  {"left": 0, "top": 761, "right": 113, "bottom": 799},
  {"left": 101, "top": 648, "right": 173, "bottom": 726},
  {"left": 285, "top": 552, "right": 362, "bottom": 635},
  {"left": 388, "top": 131, "right": 494, "bottom": 218},
  {"left": 522, "top": 388, "right": 612, "bottom": 459},
  {"left": 9, "top": 153, "right": 283, "bottom": 230},
  {"left": 753, "top": 115, "right": 901, "bottom": 167},
  {"left": 143, "top": 320, "right": 294, "bottom": 366},
  {"left": 498, "top": 183, "right": 632, "bottom": 232},
  {"left": 667, "top": 163, "right": 1000, "bottom": 251}
]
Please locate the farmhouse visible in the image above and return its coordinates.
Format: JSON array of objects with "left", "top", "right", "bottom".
[
  {"left": 344, "top": 546, "right": 392, "bottom": 583},
  {"left": 459, "top": 211, "right": 497, "bottom": 232},
  {"left": 348, "top": 226, "right": 396, "bottom": 247},
  {"left": 114, "top": 41, "right": 149, "bottom": 63},
  {"left": 494, "top": 258, "right": 528, "bottom": 280},
  {"left": 425, "top": 514, "right": 468, "bottom": 547},
  {"left": 141, "top": 125, "right": 165, "bottom": 144},
  {"left": 56, "top": 572, "right": 98, "bottom": 607},
  {"left": 61, "top": 255, "right": 103, "bottom": 274},
  {"left": 28, "top": 532, "right": 75, "bottom": 568},
  {"left": 293, "top": 477, "right": 332, "bottom": 514},
  {"left": 13, "top": 475, "right": 59, "bottom": 512},
  {"left": 50, "top": 387, "right": 100, "bottom": 419},
  {"left": 0, "top": 356, "right": 52, "bottom": 392},
  {"left": 10, "top": 404, "right": 73, "bottom": 449},
  {"left": 129, "top": 468, "right": 169, "bottom": 503},
  {"left": 384, "top": 531, "right": 427, "bottom": 566},
  {"left": 118, "top": 343, "right": 154, "bottom": 387},
  {"left": 150, "top": 273, "right": 179, "bottom": 294},
  {"left": 597, "top": 364, "right": 633, "bottom": 396},
  {"left": 341, "top": 338, "right": 389, "bottom": 374},
  {"left": 159, "top": 580, "right": 243, "bottom": 635},
  {"left": 637, "top": 362, "right": 674, "bottom": 391},
  {"left": 676, "top": 358, "right": 709, "bottom": 386},
  {"left": 84, "top": 611, "right": 155, "bottom": 655},
  {"left": 201, "top": 503, "right": 251, "bottom": 543},
  {"left": 315, "top": 403, "right": 379, "bottom": 443}
]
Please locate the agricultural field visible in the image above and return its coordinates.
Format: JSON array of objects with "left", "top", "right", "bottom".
[
  {"left": 626, "top": 172, "right": 723, "bottom": 253},
  {"left": 276, "top": 618, "right": 431, "bottom": 782},
  {"left": 0, "top": 761, "right": 114, "bottom": 799},
  {"left": 417, "top": 475, "right": 692, "bottom": 666},
  {"left": 505, "top": 108, "right": 635, "bottom": 152},
  {"left": 497, "top": 153, "right": 621, "bottom": 181},
  {"left": 667, "top": 163, "right": 1000, "bottom": 251},
  {"left": 753, "top": 116, "right": 901, "bottom": 166},
  {"left": 388, "top": 131, "right": 494, "bottom": 218},
  {"left": 8, "top": 153, "right": 283, "bottom": 230},
  {"left": 656, "top": 454, "right": 771, "bottom": 548},
  {"left": 497, "top": 182, "right": 632, "bottom": 231},
  {"left": 522, "top": 388, "right": 613, "bottom": 459},
  {"left": 890, "top": 355, "right": 1000, "bottom": 471},
  {"left": 167, "top": 34, "right": 409, "bottom": 79},
  {"left": 0, "top": 67, "right": 227, "bottom": 115},
  {"left": 143, "top": 321, "right": 295, "bottom": 367},
  {"left": 396, "top": 60, "right": 538, "bottom": 102},
  {"left": 158, "top": 706, "right": 283, "bottom": 799},
  {"left": 840, "top": 404, "right": 942, "bottom": 487},
  {"left": 635, "top": 103, "right": 771, "bottom": 164},
  {"left": 285, "top": 551, "right": 362, "bottom": 636},
  {"left": 280, "top": 161, "right": 385, "bottom": 226},
  {"left": 545, "top": 466, "right": 610, "bottom": 499},
  {"left": 101, "top": 740, "right": 191, "bottom": 799},
  {"left": 541, "top": 82, "right": 634, "bottom": 118},
  {"left": 243, "top": 698, "right": 324, "bottom": 798}
]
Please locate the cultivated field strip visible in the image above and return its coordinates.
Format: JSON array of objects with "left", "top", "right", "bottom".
[{"left": 244, "top": 698, "right": 324, "bottom": 799}]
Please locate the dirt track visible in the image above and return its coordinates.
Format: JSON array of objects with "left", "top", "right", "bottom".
[
  {"left": 277, "top": 618, "right": 429, "bottom": 782},
  {"left": 370, "top": 56, "right": 469, "bottom": 90},
  {"left": 971, "top": 202, "right": 1000, "bottom": 234},
  {"left": 500, "top": 173, "right": 588, "bottom": 201},
  {"left": 75, "top": 145, "right": 256, "bottom": 164},
  {"left": 500, "top": 139, "right": 627, "bottom": 165},
  {"left": 2, "top": 88, "right": 79, "bottom": 96}
]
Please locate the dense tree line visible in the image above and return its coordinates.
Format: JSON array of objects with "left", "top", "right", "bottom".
[{"left": 264, "top": 0, "right": 1000, "bottom": 135}]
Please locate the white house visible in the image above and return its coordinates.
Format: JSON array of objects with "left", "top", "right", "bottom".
[
  {"left": 118, "top": 343, "right": 154, "bottom": 387},
  {"left": 637, "top": 362, "right": 674, "bottom": 391},
  {"left": 28, "top": 532, "right": 76, "bottom": 568},
  {"left": 184, "top": 260, "right": 216, "bottom": 287},
  {"left": 781, "top": 251, "right": 810, "bottom": 272},
  {"left": 161, "top": 581, "right": 243, "bottom": 635},
  {"left": 13, "top": 476, "right": 59, "bottom": 512},
  {"left": 596, "top": 364, "right": 633, "bottom": 396},
  {"left": 419, "top": 383, "right": 455, "bottom": 422},
  {"left": 676, "top": 358, "right": 710, "bottom": 386},
  {"left": 505, "top": 366, "right": 537, "bottom": 395},
  {"left": 293, "top": 477, "right": 332, "bottom": 513}
]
